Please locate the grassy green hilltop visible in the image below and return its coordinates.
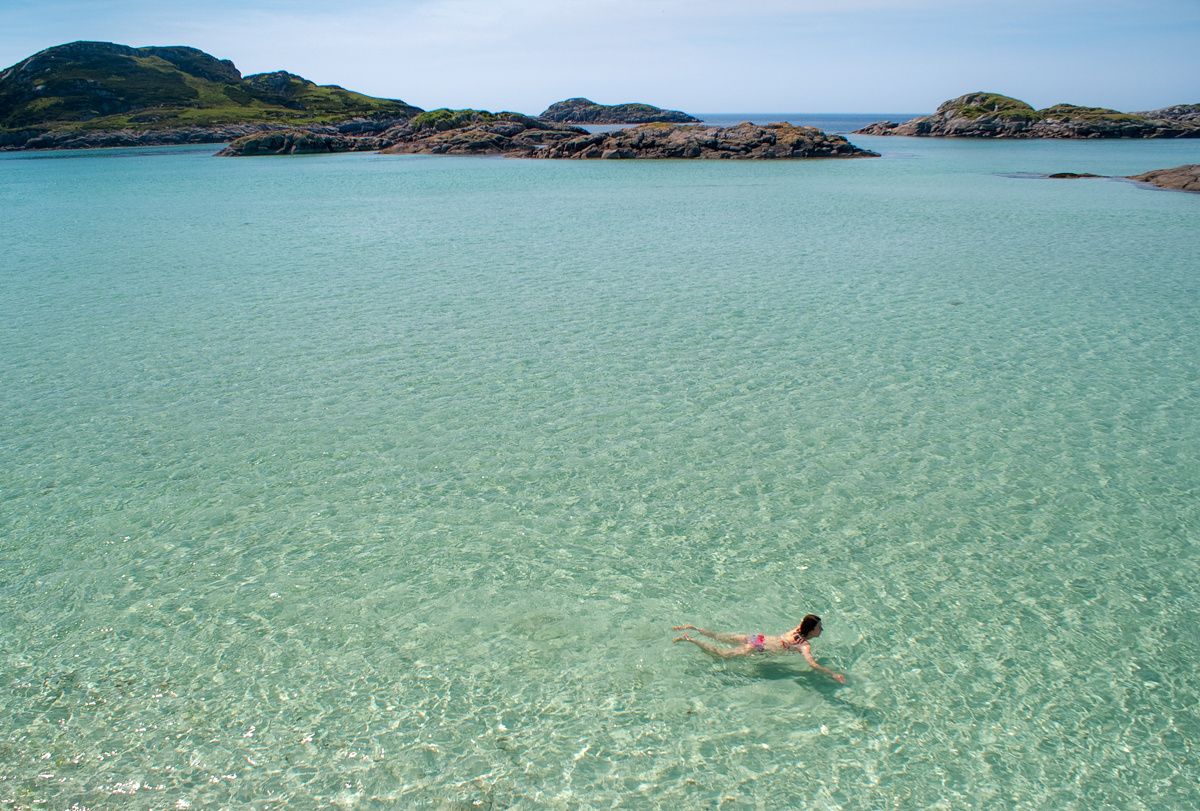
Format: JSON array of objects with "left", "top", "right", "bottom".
[{"left": 0, "top": 41, "right": 421, "bottom": 134}]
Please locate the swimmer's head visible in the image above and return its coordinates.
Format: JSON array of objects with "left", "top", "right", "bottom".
[{"left": 798, "top": 614, "right": 822, "bottom": 640}]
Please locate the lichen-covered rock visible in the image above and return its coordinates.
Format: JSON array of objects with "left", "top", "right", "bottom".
[
  {"left": 216, "top": 129, "right": 385, "bottom": 156},
  {"left": 1127, "top": 165, "right": 1200, "bottom": 192},
  {"left": 533, "top": 122, "right": 878, "bottom": 159},
  {"left": 217, "top": 116, "right": 878, "bottom": 160},
  {"left": 213, "top": 110, "right": 585, "bottom": 157},
  {"left": 3, "top": 115, "right": 412, "bottom": 152},
  {"left": 539, "top": 98, "right": 700, "bottom": 124},
  {"left": 856, "top": 93, "right": 1200, "bottom": 139},
  {"left": 13, "top": 123, "right": 287, "bottom": 151},
  {"left": 377, "top": 109, "right": 585, "bottom": 155},
  {"left": 1133, "top": 104, "right": 1200, "bottom": 124}
]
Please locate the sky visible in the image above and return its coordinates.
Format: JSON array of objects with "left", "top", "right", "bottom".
[{"left": 2, "top": 0, "right": 1197, "bottom": 116}]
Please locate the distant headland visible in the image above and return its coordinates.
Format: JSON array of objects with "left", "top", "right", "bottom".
[
  {"left": 855, "top": 93, "right": 1200, "bottom": 139},
  {"left": 538, "top": 98, "right": 699, "bottom": 125},
  {"left": 0, "top": 41, "right": 421, "bottom": 150}
]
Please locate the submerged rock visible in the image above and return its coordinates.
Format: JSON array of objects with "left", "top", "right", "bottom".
[
  {"left": 1127, "top": 165, "right": 1200, "bottom": 192},
  {"left": 533, "top": 122, "right": 878, "bottom": 159},
  {"left": 855, "top": 92, "right": 1200, "bottom": 139}
]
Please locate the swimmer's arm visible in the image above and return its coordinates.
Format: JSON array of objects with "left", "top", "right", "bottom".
[{"left": 801, "top": 643, "right": 847, "bottom": 684}]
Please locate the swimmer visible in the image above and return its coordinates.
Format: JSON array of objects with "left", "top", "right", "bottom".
[{"left": 673, "top": 614, "right": 846, "bottom": 684}]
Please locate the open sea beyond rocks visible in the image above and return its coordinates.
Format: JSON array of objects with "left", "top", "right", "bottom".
[{"left": 2, "top": 116, "right": 1199, "bottom": 810}]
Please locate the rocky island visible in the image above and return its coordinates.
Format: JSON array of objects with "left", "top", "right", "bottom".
[
  {"left": 855, "top": 93, "right": 1200, "bottom": 139},
  {"left": 538, "top": 98, "right": 699, "bottom": 125},
  {"left": 377, "top": 110, "right": 586, "bottom": 155},
  {"left": 217, "top": 108, "right": 587, "bottom": 156},
  {"left": 532, "top": 122, "right": 878, "bottom": 159},
  {"left": 0, "top": 41, "right": 422, "bottom": 150},
  {"left": 218, "top": 116, "right": 878, "bottom": 160}
]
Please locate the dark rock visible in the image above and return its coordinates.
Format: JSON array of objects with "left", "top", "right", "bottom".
[
  {"left": 217, "top": 110, "right": 587, "bottom": 157},
  {"left": 533, "top": 122, "right": 878, "bottom": 160},
  {"left": 376, "top": 110, "right": 585, "bottom": 156},
  {"left": 539, "top": 98, "right": 700, "bottom": 124},
  {"left": 8, "top": 123, "right": 304, "bottom": 150},
  {"left": 1127, "top": 165, "right": 1200, "bottom": 192},
  {"left": 226, "top": 118, "right": 877, "bottom": 161},
  {"left": 216, "top": 128, "right": 386, "bottom": 156},
  {"left": 1047, "top": 172, "right": 1103, "bottom": 178},
  {"left": 855, "top": 92, "right": 1200, "bottom": 139}
]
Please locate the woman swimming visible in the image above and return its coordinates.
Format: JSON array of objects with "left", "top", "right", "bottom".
[{"left": 673, "top": 614, "right": 846, "bottom": 684}]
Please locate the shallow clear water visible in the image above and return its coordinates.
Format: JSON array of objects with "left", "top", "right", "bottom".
[{"left": 1, "top": 132, "right": 1199, "bottom": 810}]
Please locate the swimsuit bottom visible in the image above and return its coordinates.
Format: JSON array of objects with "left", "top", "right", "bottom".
[{"left": 747, "top": 634, "right": 766, "bottom": 652}]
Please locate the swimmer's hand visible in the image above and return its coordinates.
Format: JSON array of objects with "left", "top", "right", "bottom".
[
  {"left": 833, "top": 673, "right": 847, "bottom": 684},
  {"left": 672, "top": 625, "right": 696, "bottom": 631}
]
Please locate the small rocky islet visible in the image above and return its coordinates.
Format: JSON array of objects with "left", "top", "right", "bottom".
[
  {"left": 529, "top": 121, "right": 876, "bottom": 160},
  {"left": 216, "top": 102, "right": 877, "bottom": 160},
  {"left": 855, "top": 92, "right": 1200, "bottom": 139},
  {"left": 538, "top": 98, "right": 699, "bottom": 125},
  {"left": 219, "top": 116, "right": 878, "bottom": 160}
]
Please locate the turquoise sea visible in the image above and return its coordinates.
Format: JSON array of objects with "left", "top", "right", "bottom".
[{"left": 2, "top": 125, "right": 1199, "bottom": 810}]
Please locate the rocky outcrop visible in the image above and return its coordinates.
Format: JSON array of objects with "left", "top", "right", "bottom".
[
  {"left": 219, "top": 118, "right": 878, "bottom": 160},
  {"left": 855, "top": 92, "right": 1200, "bottom": 138},
  {"left": 377, "top": 109, "right": 584, "bottom": 155},
  {"left": 215, "top": 128, "right": 389, "bottom": 156},
  {"left": 16, "top": 124, "right": 283, "bottom": 150},
  {"left": 1133, "top": 104, "right": 1200, "bottom": 124},
  {"left": 6, "top": 116, "right": 411, "bottom": 152},
  {"left": 1127, "top": 165, "right": 1200, "bottom": 192},
  {"left": 533, "top": 122, "right": 878, "bottom": 159},
  {"left": 539, "top": 98, "right": 700, "bottom": 124},
  {"left": 218, "top": 109, "right": 586, "bottom": 156}
]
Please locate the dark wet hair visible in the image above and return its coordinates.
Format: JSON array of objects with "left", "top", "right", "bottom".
[{"left": 799, "top": 615, "right": 822, "bottom": 637}]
